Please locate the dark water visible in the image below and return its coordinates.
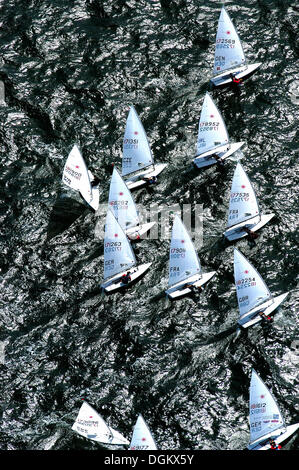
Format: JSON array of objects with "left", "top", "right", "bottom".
[{"left": 0, "top": 0, "right": 298, "bottom": 451}]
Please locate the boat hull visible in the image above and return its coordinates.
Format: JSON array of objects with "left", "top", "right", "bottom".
[
  {"left": 248, "top": 423, "right": 299, "bottom": 450},
  {"left": 210, "top": 63, "right": 262, "bottom": 88},
  {"left": 238, "top": 292, "right": 289, "bottom": 329},
  {"left": 193, "top": 142, "right": 245, "bottom": 168},
  {"left": 165, "top": 271, "right": 216, "bottom": 299},
  {"left": 101, "top": 263, "right": 151, "bottom": 293},
  {"left": 126, "top": 222, "right": 156, "bottom": 240},
  {"left": 125, "top": 163, "right": 167, "bottom": 190},
  {"left": 224, "top": 213, "right": 275, "bottom": 241}
]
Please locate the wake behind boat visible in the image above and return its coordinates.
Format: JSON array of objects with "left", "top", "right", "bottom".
[
  {"left": 121, "top": 105, "right": 167, "bottom": 190},
  {"left": 210, "top": 6, "right": 261, "bottom": 88},
  {"left": 234, "top": 248, "right": 289, "bottom": 329},
  {"left": 72, "top": 400, "right": 129, "bottom": 446},
  {"left": 165, "top": 215, "right": 216, "bottom": 299},
  {"left": 248, "top": 369, "right": 299, "bottom": 450},
  {"left": 100, "top": 209, "right": 151, "bottom": 293},
  {"left": 224, "top": 163, "right": 275, "bottom": 241},
  {"left": 62, "top": 144, "right": 99, "bottom": 211},
  {"left": 108, "top": 167, "right": 155, "bottom": 241},
  {"left": 129, "top": 414, "right": 158, "bottom": 450},
  {"left": 193, "top": 92, "right": 244, "bottom": 169}
]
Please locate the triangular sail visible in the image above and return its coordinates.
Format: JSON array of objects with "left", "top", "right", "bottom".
[
  {"left": 62, "top": 144, "right": 93, "bottom": 204},
  {"left": 213, "top": 6, "right": 246, "bottom": 76},
  {"left": 197, "top": 93, "right": 229, "bottom": 156},
  {"left": 103, "top": 210, "right": 136, "bottom": 280},
  {"left": 122, "top": 106, "right": 154, "bottom": 177},
  {"left": 168, "top": 215, "right": 202, "bottom": 287},
  {"left": 249, "top": 369, "right": 285, "bottom": 444},
  {"left": 71, "top": 401, "right": 128, "bottom": 445},
  {"left": 108, "top": 168, "right": 139, "bottom": 230},
  {"left": 227, "top": 163, "right": 260, "bottom": 228},
  {"left": 129, "top": 415, "right": 157, "bottom": 450},
  {"left": 234, "top": 249, "right": 272, "bottom": 316}
]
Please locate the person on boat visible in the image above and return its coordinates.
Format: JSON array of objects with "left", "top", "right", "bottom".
[
  {"left": 121, "top": 271, "right": 132, "bottom": 285},
  {"left": 143, "top": 175, "right": 157, "bottom": 185},
  {"left": 211, "top": 153, "right": 225, "bottom": 167},
  {"left": 128, "top": 231, "right": 141, "bottom": 241},
  {"left": 259, "top": 311, "right": 273, "bottom": 322},
  {"left": 269, "top": 439, "right": 282, "bottom": 450},
  {"left": 230, "top": 73, "right": 243, "bottom": 85},
  {"left": 243, "top": 226, "right": 259, "bottom": 240},
  {"left": 185, "top": 282, "right": 202, "bottom": 292},
  {"left": 91, "top": 175, "right": 100, "bottom": 187}
]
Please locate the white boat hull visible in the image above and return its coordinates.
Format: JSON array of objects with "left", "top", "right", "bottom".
[
  {"left": 125, "top": 163, "right": 167, "bottom": 190},
  {"left": 224, "top": 213, "right": 275, "bottom": 241},
  {"left": 210, "top": 63, "right": 262, "bottom": 88},
  {"left": 248, "top": 423, "right": 299, "bottom": 450},
  {"left": 101, "top": 263, "right": 151, "bottom": 293},
  {"left": 126, "top": 222, "right": 156, "bottom": 240},
  {"left": 238, "top": 292, "right": 289, "bottom": 328},
  {"left": 193, "top": 142, "right": 244, "bottom": 168},
  {"left": 165, "top": 271, "right": 216, "bottom": 299}
]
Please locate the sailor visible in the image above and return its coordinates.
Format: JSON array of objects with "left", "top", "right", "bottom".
[
  {"left": 185, "top": 283, "right": 202, "bottom": 292},
  {"left": 143, "top": 175, "right": 157, "bottom": 185},
  {"left": 121, "top": 271, "right": 132, "bottom": 285},
  {"left": 91, "top": 176, "right": 100, "bottom": 187},
  {"left": 230, "top": 73, "right": 242, "bottom": 85},
  {"left": 269, "top": 439, "right": 282, "bottom": 450},
  {"left": 129, "top": 232, "right": 141, "bottom": 241},
  {"left": 212, "top": 153, "right": 225, "bottom": 167},
  {"left": 259, "top": 312, "right": 273, "bottom": 322},
  {"left": 243, "top": 226, "right": 259, "bottom": 240}
]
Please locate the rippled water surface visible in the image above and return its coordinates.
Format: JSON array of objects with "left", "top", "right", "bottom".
[{"left": 0, "top": 0, "right": 298, "bottom": 451}]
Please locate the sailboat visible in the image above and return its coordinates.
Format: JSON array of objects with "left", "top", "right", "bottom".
[
  {"left": 100, "top": 209, "right": 151, "bottom": 293},
  {"left": 121, "top": 105, "right": 167, "bottom": 190},
  {"left": 234, "top": 248, "right": 289, "bottom": 329},
  {"left": 72, "top": 401, "right": 129, "bottom": 446},
  {"left": 210, "top": 6, "right": 261, "bottom": 88},
  {"left": 248, "top": 369, "right": 299, "bottom": 450},
  {"left": 165, "top": 215, "right": 216, "bottom": 299},
  {"left": 62, "top": 144, "right": 99, "bottom": 211},
  {"left": 108, "top": 167, "right": 155, "bottom": 241},
  {"left": 129, "top": 414, "right": 158, "bottom": 450},
  {"left": 193, "top": 92, "right": 244, "bottom": 168},
  {"left": 224, "top": 163, "right": 275, "bottom": 241}
]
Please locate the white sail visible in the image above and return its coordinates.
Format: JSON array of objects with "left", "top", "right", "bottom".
[
  {"left": 108, "top": 167, "right": 139, "bottom": 230},
  {"left": 197, "top": 92, "right": 229, "bottom": 156},
  {"left": 234, "top": 249, "right": 272, "bottom": 317},
  {"left": 62, "top": 144, "right": 93, "bottom": 204},
  {"left": 129, "top": 415, "right": 157, "bottom": 450},
  {"left": 168, "top": 215, "right": 202, "bottom": 287},
  {"left": 227, "top": 163, "right": 260, "bottom": 228},
  {"left": 249, "top": 370, "right": 285, "bottom": 445},
  {"left": 72, "top": 401, "right": 129, "bottom": 445},
  {"left": 122, "top": 106, "right": 154, "bottom": 177},
  {"left": 103, "top": 210, "right": 136, "bottom": 280},
  {"left": 213, "top": 6, "right": 246, "bottom": 76}
]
